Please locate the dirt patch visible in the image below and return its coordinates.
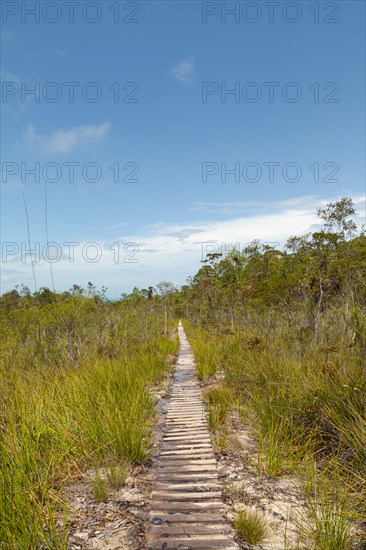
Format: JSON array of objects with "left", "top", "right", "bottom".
[
  {"left": 63, "top": 463, "right": 152, "bottom": 550},
  {"left": 204, "top": 403, "right": 309, "bottom": 549}
]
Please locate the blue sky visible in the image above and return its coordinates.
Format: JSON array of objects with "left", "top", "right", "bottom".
[{"left": 1, "top": 0, "right": 365, "bottom": 296}]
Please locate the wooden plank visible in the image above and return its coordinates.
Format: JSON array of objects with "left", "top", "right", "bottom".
[
  {"left": 159, "top": 459, "right": 215, "bottom": 467},
  {"left": 163, "top": 427, "right": 208, "bottom": 431},
  {"left": 168, "top": 406, "right": 204, "bottom": 410},
  {"left": 149, "top": 501, "right": 224, "bottom": 511},
  {"left": 162, "top": 439, "right": 211, "bottom": 445},
  {"left": 149, "top": 524, "right": 231, "bottom": 536},
  {"left": 166, "top": 420, "right": 206, "bottom": 424},
  {"left": 151, "top": 491, "right": 222, "bottom": 500},
  {"left": 146, "top": 538, "right": 237, "bottom": 549},
  {"left": 161, "top": 447, "right": 212, "bottom": 455},
  {"left": 166, "top": 415, "right": 205, "bottom": 420},
  {"left": 157, "top": 470, "right": 217, "bottom": 477},
  {"left": 154, "top": 481, "right": 222, "bottom": 492},
  {"left": 162, "top": 432, "right": 207, "bottom": 438},
  {"left": 160, "top": 451, "right": 214, "bottom": 457},
  {"left": 162, "top": 442, "right": 211, "bottom": 448},
  {"left": 166, "top": 415, "right": 206, "bottom": 420},
  {"left": 159, "top": 456, "right": 214, "bottom": 463},
  {"left": 156, "top": 473, "right": 219, "bottom": 482},
  {"left": 148, "top": 512, "right": 226, "bottom": 523},
  {"left": 162, "top": 429, "right": 209, "bottom": 435}
]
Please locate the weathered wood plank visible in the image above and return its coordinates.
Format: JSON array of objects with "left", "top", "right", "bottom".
[
  {"left": 149, "top": 524, "right": 231, "bottom": 536},
  {"left": 146, "top": 538, "right": 237, "bottom": 549},
  {"left": 148, "top": 512, "right": 226, "bottom": 523},
  {"left": 149, "top": 500, "right": 224, "bottom": 511}
]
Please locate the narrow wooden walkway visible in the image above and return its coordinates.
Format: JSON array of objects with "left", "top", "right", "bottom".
[{"left": 146, "top": 322, "right": 238, "bottom": 550}]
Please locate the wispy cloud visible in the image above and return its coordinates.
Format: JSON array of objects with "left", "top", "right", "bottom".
[
  {"left": 83, "top": 222, "right": 129, "bottom": 232},
  {"left": 1, "top": 70, "right": 33, "bottom": 113},
  {"left": 170, "top": 57, "right": 196, "bottom": 85},
  {"left": 23, "top": 122, "right": 111, "bottom": 155},
  {"left": 2, "top": 195, "right": 364, "bottom": 294},
  {"left": 116, "top": 194, "right": 366, "bottom": 263},
  {"left": 191, "top": 196, "right": 324, "bottom": 215},
  {"left": 1, "top": 70, "right": 22, "bottom": 84},
  {"left": 42, "top": 47, "right": 66, "bottom": 57},
  {"left": 1, "top": 30, "right": 15, "bottom": 43}
]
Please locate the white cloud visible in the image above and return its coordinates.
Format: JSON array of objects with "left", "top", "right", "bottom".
[
  {"left": 1, "top": 70, "right": 22, "bottom": 84},
  {"left": 114, "top": 193, "right": 366, "bottom": 271},
  {"left": 170, "top": 57, "right": 196, "bottom": 85},
  {"left": 1, "top": 195, "right": 364, "bottom": 295},
  {"left": 23, "top": 122, "right": 111, "bottom": 155},
  {"left": 1, "top": 70, "right": 38, "bottom": 113},
  {"left": 192, "top": 196, "right": 321, "bottom": 215},
  {"left": 83, "top": 222, "right": 129, "bottom": 232},
  {"left": 1, "top": 30, "right": 15, "bottom": 43}
]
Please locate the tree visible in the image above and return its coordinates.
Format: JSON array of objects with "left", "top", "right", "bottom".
[
  {"left": 317, "top": 197, "right": 357, "bottom": 240},
  {"left": 70, "top": 284, "right": 84, "bottom": 296},
  {"left": 0, "top": 289, "right": 21, "bottom": 310},
  {"left": 34, "top": 287, "right": 58, "bottom": 306},
  {"left": 156, "top": 281, "right": 177, "bottom": 335}
]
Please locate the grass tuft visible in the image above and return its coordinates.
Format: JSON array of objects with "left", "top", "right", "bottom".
[
  {"left": 234, "top": 508, "right": 269, "bottom": 545},
  {"left": 93, "top": 472, "right": 109, "bottom": 503}
]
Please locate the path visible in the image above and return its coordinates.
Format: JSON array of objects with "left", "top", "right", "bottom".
[{"left": 145, "top": 322, "right": 238, "bottom": 550}]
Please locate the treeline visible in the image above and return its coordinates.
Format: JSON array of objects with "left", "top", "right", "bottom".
[
  {"left": 178, "top": 197, "right": 366, "bottom": 360},
  {"left": 0, "top": 279, "right": 176, "bottom": 309},
  {"left": 1, "top": 197, "right": 365, "bottom": 355}
]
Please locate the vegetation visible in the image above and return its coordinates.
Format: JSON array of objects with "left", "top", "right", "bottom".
[
  {"left": 0, "top": 293, "right": 177, "bottom": 548},
  {"left": 1, "top": 197, "right": 365, "bottom": 548},
  {"left": 180, "top": 198, "right": 366, "bottom": 546},
  {"left": 234, "top": 508, "right": 269, "bottom": 545}
]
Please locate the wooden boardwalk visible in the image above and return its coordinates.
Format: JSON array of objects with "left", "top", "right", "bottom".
[{"left": 146, "top": 322, "right": 238, "bottom": 550}]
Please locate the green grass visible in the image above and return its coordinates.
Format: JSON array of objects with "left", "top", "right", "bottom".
[
  {"left": 184, "top": 327, "right": 221, "bottom": 379},
  {"left": 234, "top": 508, "right": 269, "bottom": 545},
  {"left": 308, "top": 497, "right": 350, "bottom": 550},
  {"left": 93, "top": 472, "right": 109, "bottom": 503},
  {"left": 185, "top": 309, "right": 366, "bottom": 545},
  {"left": 295, "top": 468, "right": 352, "bottom": 550},
  {"left": 106, "top": 460, "right": 129, "bottom": 490},
  {"left": 0, "top": 299, "right": 178, "bottom": 549},
  {"left": 205, "top": 386, "right": 233, "bottom": 431}
]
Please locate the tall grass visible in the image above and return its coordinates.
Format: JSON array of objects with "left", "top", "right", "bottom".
[
  {"left": 234, "top": 508, "right": 269, "bottom": 545},
  {"left": 184, "top": 325, "right": 223, "bottom": 379},
  {"left": 183, "top": 308, "right": 366, "bottom": 542},
  {"left": 0, "top": 299, "right": 177, "bottom": 548},
  {"left": 205, "top": 386, "right": 233, "bottom": 431}
]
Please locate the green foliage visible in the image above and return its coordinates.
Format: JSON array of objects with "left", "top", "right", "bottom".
[
  {"left": 180, "top": 199, "right": 365, "bottom": 543},
  {"left": 318, "top": 196, "right": 357, "bottom": 239},
  {"left": 0, "top": 297, "right": 177, "bottom": 548},
  {"left": 294, "top": 468, "right": 353, "bottom": 550},
  {"left": 106, "top": 460, "right": 129, "bottom": 490},
  {"left": 93, "top": 472, "right": 109, "bottom": 503},
  {"left": 205, "top": 386, "right": 233, "bottom": 430},
  {"left": 184, "top": 326, "right": 222, "bottom": 379},
  {"left": 234, "top": 508, "right": 269, "bottom": 545},
  {"left": 181, "top": 199, "right": 366, "bottom": 345}
]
